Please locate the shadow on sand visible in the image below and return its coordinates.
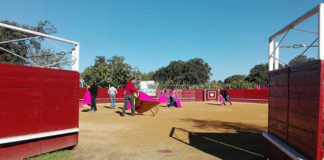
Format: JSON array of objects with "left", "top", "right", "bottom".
[
  {"left": 81, "top": 109, "right": 91, "bottom": 112},
  {"left": 207, "top": 103, "right": 223, "bottom": 106},
  {"left": 114, "top": 111, "right": 144, "bottom": 116},
  {"left": 104, "top": 106, "right": 116, "bottom": 109},
  {"left": 169, "top": 119, "right": 267, "bottom": 160}
]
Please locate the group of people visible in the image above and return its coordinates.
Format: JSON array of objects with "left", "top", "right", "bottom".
[
  {"left": 84, "top": 79, "right": 233, "bottom": 115},
  {"left": 82, "top": 77, "right": 138, "bottom": 116},
  {"left": 219, "top": 88, "right": 232, "bottom": 106},
  {"left": 159, "top": 88, "right": 181, "bottom": 108}
]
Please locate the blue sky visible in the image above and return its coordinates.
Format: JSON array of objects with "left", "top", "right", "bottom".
[{"left": 1, "top": 0, "right": 323, "bottom": 80}]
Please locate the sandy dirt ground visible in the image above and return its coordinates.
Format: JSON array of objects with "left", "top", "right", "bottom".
[{"left": 67, "top": 102, "right": 268, "bottom": 160}]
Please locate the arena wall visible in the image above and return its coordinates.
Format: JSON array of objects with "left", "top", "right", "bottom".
[
  {"left": 79, "top": 88, "right": 268, "bottom": 103},
  {"left": 266, "top": 60, "right": 323, "bottom": 160},
  {"left": 0, "top": 63, "right": 79, "bottom": 160}
]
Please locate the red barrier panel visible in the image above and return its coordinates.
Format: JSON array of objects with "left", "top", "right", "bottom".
[
  {"left": 80, "top": 88, "right": 205, "bottom": 103},
  {"left": 227, "top": 89, "right": 268, "bottom": 103},
  {"left": 79, "top": 88, "right": 268, "bottom": 103},
  {"left": 204, "top": 89, "right": 268, "bottom": 103},
  {"left": 195, "top": 89, "right": 204, "bottom": 102},
  {"left": 0, "top": 63, "right": 79, "bottom": 160},
  {"left": 266, "top": 60, "right": 323, "bottom": 160}
]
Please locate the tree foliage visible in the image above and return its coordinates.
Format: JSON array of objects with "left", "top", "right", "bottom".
[
  {"left": 288, "top": 55, "right": 315, "bottom": 66},
  {"left": 132, "top": 68, "right": 154, "bottom": 81},
  {"left": 222, "top": 63, "right": 269, "bottom": 89},
  {"left": 152, "top": 58, "right": 211, "bottom": 88},
  {"left": 246, "top": 63, "right": 268, "bottom": 86},
  {"left": 81, "top": 56, "right": 132, "bottom": 88},
  {"left": 223, "top": 74, "right": 255, "bottom": 89},
  {"left": 82, "top": 57, "right": 112, "bottom": 87},
  {"left": 224, "top": 75, "right": 246, "bottom": 84},
  {"left": 0, "top": 20, "right": 69, "bottom": 68},
  {"left": 107, "top": 56, "right": 132, "bottom": 87}
]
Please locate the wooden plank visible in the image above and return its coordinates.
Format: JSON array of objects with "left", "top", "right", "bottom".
[
  {"left": 289, "top": 69, "right": 320, "bottom": 86},
  {"left": 269, "top": 86, "right": 288, "bottom": 98},
  {"left": 0, "top": 76, "right": 41, "bottom": 88},
  {"left": 289, "top": 85, "right": 319, "bottom": 101},
  {"left": 269, "top": 97, "right": 288, "bottom": 110},
  {"left": 40, "top": 133, "right": 78, "bottom": 153},
  {"left": 269, "top": 107, "right": 287, "bottom": 122},
  {"left": 289, "top": 99, "right": 318, "bottom": 116},
  {"left": 0, "top": 133, "right": 77, "bottom": 160},
  {"left": 288, "top": 126, "right": 318, "bottom": 159},
  {"left": 269, "top": 67, "right": 289, "bottom": 76},
  {"left": 0, "top": 63, "right": 42, "bottom": 78},
  {"left": 289, "top": 112, "right": 318, "bottom": 134},
  {"left": 290, "top": 60, "right": 320, "bottom": 72},
  {"left": 269, "top": 119, "right": 287, "bottom": 141},
  {"left": 270, "top": 73, "right": 288, "bottom": 87},
  {"left": 0, "top": 63, "right": 79, "bottom": 159}
]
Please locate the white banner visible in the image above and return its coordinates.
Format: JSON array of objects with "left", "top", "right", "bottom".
[{"left": 139, "top": 81, "right": 158, "bottom": 96}]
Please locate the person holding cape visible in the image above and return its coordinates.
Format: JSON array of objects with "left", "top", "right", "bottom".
[{"left": 121, "top": 77, "right": 138, "bottom": 116}]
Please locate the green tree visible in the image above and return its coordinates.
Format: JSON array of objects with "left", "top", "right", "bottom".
[
  {"left": 224, "top": 75, "right": 246, "bottom": 84},
  {"left": 246, "top": 63, "right": 269, "bottom": 86},
  {"left": 228, "top": 80, "right": 255, "bottom": 89},
  {"left": 224, "top": 74, "right": 255, "bottom": 89},
  {"left": 288, "top": 55, "right": 315, "bottom": 66},
  {"left": 152, "top": 58, "right": 211, "bottom": 87},
  {"left": 0, "top": 20, "right": 68, "bottom": 68},
  {"left": 95, "top": 56, "right": 106, "bottom": 66},
  {"left": 132, "top": 68, "right": 155, "bottom": 81},
  {"left": 81, "top": 56, "right": 133, "bottom": 88},
  {"left": 141, "top": 72, "right": 155, "bottom": 80},
  {"left": 107, "top": 56, "right": 132, "bottom": 87},
  {"left": 81, "top": 56, "right": 112, "bottom": 87}
]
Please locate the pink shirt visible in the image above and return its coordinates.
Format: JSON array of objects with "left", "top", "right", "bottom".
[{"left": 171, "top": 90, "right": 178, "bottom": 98}]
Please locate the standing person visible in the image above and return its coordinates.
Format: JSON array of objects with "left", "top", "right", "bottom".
[
  {"left": 121, "top": 77, "right": 138, "bottom": 116},
  {"left": 168, "top": 88, "right": 178, "bottom": 107},
  {"left": 89, "top": 83, "right": 98, "bottom": 112},
  {"left": 108, "top": 86, "right": 118, "bottom": 109},
  {"left": 219, "top": 94, "right": 226, "bottom": 106},
  {"left": 162, "top": 88, "right": 167, "bottom": 94},
  {"left": 158, "top": 88, "right": 168, "bottom": 104},
  {"left": 221, "top": 88, "right": 232, "bottom": 106},
  {"left": 79, "top": 85, "right": 91, "bottom": 108}
]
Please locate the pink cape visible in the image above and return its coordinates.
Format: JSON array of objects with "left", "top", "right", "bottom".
[
  {"left": 167, "top": 97, "right": 182, "bottom": 108},
  {"left": 127, "top": 92, "right": 158, "bottom": 110},
  {"left": 79, "top": 89, "right": 91, "bottom": 108},
  {"left": 219, "top": 95, "right": 225, "bottom": 104},
  {"left": 127, "top": 101, "right": 132, "bottom": 110},
  {"left": 139, "top": 91, "right": 157, "bottom": 101},
  {"left": 158, "top": 93, "right": 167, "bottom": 103},
  {"left": 175, "top": 98, "right": 182, "bottom": 108}
]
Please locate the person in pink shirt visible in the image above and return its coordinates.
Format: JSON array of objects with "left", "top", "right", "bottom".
[
  {"left": 158, "top": 88, "right": 167, "bottom": 104},
  {"left": 168, "top": 88, "right": 178, "bottom": 107},
  {"left": 121, "top": 77, "right": 138, "bottom": 116}
]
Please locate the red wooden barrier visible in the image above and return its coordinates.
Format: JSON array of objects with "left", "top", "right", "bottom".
[
  {"left": 266, "top": 60, "right": 323, "bottom": 160},
  {"left": 0, "top": 63, "right": 79, "bottom": 160},
  {"left": 80, "top": 88, "right": 206, "bottom": 103},
  {"left": 204, "top": 89, "right": 268, "bottom": 103},
  {"left": 79, "top": 88, "right": 269, "bottom": 103},
  {"left": 227, "top": 89, "right": 268, "bottom": 103}
]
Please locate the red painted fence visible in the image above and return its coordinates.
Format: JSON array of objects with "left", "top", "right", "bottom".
[
  {"left": 265, "top": 60, "right": 324, "bottom": 160},
  {"left": 79, "top": 88, "right": 268, "bottom": 103},
  {"left": 0, "top": 63, "right": 79, "bottom": 160}
]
